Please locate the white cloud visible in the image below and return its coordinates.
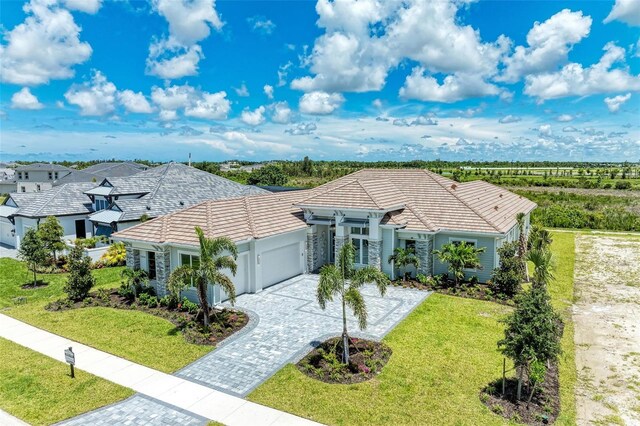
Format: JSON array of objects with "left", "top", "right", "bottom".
[
  {"left": 63, "top": 0, "right": 102, "bottom": 14},
  {"left": 562, "top": 126, "right": 579, "bottom": 132},
  {"left": 499, "top": 115, "right": 521, "bottom": 124},
  {"left": 285, "top": 122, "right": 317, "bottom": 135},
  {"left": 525, "top": 43, "right": 640, "bottom": 101},
  {"left": 235, "top": 83, "right": 249, "bottom": 97},
  {"left": 277, "top": 61, "right": 292, "bottom": 87},
  {"left": 399, "top": 68, "right": 501, "bottom": 103},
  {"left": 64, "top": 70, "right": 117, "bottom": 116},
  {"left": 538, "top": 124, "right": 552, "bottom": 137},
  {"left": 270, "top": 101, "right": 292, "bottom": 124},
  {"left": 147, "top": 0, "right": 223, "bottom": 80},
  {"left": 604, "top": 93, "right": 631, "bottom": 113},
  {"left": 11, "top": 87, "right": 44, "bottom": 110},
  {"left": 292, "top": 0, "right": 509, "bottom": 97},
  {"left": 118, "top": 90, "right": 154, "bottom": 114},
  {"left": 247, "top": 16, "right": 276, "bottom": 35},
  {"left": 372, "top": 98, "right": 382, "bottom": 109},
  {"left": 264, "top": 84, "right": 274, "bottom": 99},
  {"left": 241, "top": 106, "right": 266, "bottom": 126},
  {"left": 299, "top": 91, "right": 344, "bottom": 115},
  {"left": 0, "top": 0, "right": 94, "bottom": 85},
  {"left": 499, "top": 10, "right": 592, "bottom": 83},
  {"left": 556, "top": 114, "right": 574, "bottom": 122},
  {"left": 151, "top": 84, "right": 231, "bottom": 120},
  {"left": 604, "top": 0, "right": 640, "bottom": 26}
]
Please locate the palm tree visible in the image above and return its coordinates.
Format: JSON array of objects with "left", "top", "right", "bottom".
[
  {"left": 120, "top": 267, "right": 148, "bottom": 298},
  {"left": 528, "top": 226, "right": 553, "bottom": 252},
  {"left": 516, "top": 213, "right": 529, "bottom": 281},
  {"left": 167, "top": 227, "right": 238, "bottom": 327},
  {"left": 317, "top": 242, "right": 389, "bottom": 364},
  {"left": 433, "top": 242, "right": 485, "bottom": 286},
  {"left": 527, "top": 248, "right": 555, "bottom": 288},
  {"left": 388, "top": 246, "right": 420, "bottom": 281}
]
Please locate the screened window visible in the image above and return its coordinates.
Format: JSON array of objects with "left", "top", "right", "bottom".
[
  {"left": 180, "top": 253, "right": 200, "bottom": 287},
  {"left": 147, "top": 251, "right": 156, "bottom": 280}
]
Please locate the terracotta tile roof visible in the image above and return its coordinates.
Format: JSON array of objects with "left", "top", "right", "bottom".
[{"left": 113, "top": 169, "right": 536, "bottom": 246}]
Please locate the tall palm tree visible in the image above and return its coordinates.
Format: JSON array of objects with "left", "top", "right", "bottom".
[
  {"left": 168, "top": 227, "right": 238, "bottom": 327},
  {"left": 388, "top": 246, "right": 420, "bottom": 281},
  {"left": 433, "top": 242, "right": 485, "bottom": 286},
  {"left": 527, "top": 248, "right": 555, "bottom": 288},
  {"left": 516, "top": 213, "right": 529, "bottom": 281},
  {"left": 529, "top": 226, "right": 553, "bottom": 252},
  {"left": 317, "top": 242, "right": 389, "bottom": 364}
]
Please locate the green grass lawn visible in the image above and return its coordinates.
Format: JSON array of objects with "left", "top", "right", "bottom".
[
  {"left": 0, "top": 337, "right": 133, "bottom": 425},
  {"left": 249, "top": 232, "right": 579, "bottom": 425},
  {"left": 250, "top": 295, "right": 513, "bottom": 425},
  {"left": 1, "top": 258, "right": 212, "bottom": 373}
]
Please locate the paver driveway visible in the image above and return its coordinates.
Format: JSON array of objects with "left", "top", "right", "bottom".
[{"left": 176, "top": 274, "right": 429, "bottom": 396}]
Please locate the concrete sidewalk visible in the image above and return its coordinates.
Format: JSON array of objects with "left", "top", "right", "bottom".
[{"left": 0, "top": 314, "right": 319, "bottom": 426}]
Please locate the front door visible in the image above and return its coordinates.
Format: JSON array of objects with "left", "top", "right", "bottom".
[{"left": 75, "top": 220, "right": 86, "bottom": 239}]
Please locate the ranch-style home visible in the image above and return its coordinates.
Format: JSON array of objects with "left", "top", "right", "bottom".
[{"left": 112, "top": 169, "right": 536, "bottom": 305}]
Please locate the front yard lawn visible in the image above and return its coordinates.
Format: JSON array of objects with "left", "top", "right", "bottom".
[
  {"left": 1, "top": 258, "right": 213, "bottom": 373},
  {"left": 250, "top": 294, "right": 512, "bottom": 425},
  {"left": 0, "top": 337, "right": 133, "bottom": 425}
]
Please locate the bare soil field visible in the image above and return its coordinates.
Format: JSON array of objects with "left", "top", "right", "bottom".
[
  {"left": 573, "top": 234, "right": 640, "bottom": 425},
  {"left": 508, "top": 186, "right": 640, "bottom": 198}
]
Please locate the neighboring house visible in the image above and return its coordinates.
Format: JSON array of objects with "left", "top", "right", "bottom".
[
  {"left": 0, "top": 163, "right": 265, "bottom": 249},
  {"left": 86, "top": 162, "right": 268, "bottom": 237},
  {"left": 112, "top": 169, "right": 536, "bottom": 305},
  {"left": 1, "top": 183, "right": 96, "bottom": 248},
  {"left": 15, "top": 163, "right": 72, "bottom": 193},
  {"left": 0, "top": 168, "right": 16, "bottom": 194},
  {"left": 52, "top": 162, "right": 148, "bottom": 186}
]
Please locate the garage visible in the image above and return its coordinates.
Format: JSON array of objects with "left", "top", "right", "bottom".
[
  {"left": 218, "top": 253, "right": 249, "bottom": 303},
  {"left": 0, "top": 218, "right": 15, "bottom": 247},
  {"left": 261, "top": 243, "right": 303, "bottom": 288}
]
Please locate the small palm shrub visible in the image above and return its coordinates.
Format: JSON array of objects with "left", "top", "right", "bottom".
[{"left": 100, "top": 242, "right": 126, "bottom": 266}]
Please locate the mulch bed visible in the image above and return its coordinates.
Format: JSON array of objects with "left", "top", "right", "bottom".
[
  {"left": 480, "top": 362, "right": 560, "bottom": 425},
  {"left": 392, "top": 279, "right": 515, "bottom": 306},
  {"left": 20, "top": 280, "right": 49, "bottom": 289},
  {"left": 297, "top": 337, "right": 392, "bottom": 384},
  {"left": 45, "top": 290, "right": 248, "bottom": 346}
]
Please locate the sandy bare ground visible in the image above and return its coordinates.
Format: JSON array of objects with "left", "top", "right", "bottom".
[{"left": 573, "top": 234, "right": 640, "bottom": 425}]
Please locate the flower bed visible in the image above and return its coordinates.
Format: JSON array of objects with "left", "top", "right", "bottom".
[
  {"left": 297, "top": 337, "right": 392, "bottom": 384},
  {"left": 45, "top": 289, "right": 248, "bottom": 346},
  {"left": 392, "top": 276, "right": 515, "bottom": 306}
]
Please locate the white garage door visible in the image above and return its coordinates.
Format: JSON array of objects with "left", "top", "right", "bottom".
[
  {"left": 0, "top": 219, "right": 15, "bottom": 247},
  {"left": 218, "top": 253, "right": 249, "bottom": 303},
  {"left": 261, "top": 243, "right": 303, "bottom": 288}
]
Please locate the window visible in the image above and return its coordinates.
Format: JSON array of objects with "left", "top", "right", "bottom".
[
  {"left": 350, "top": 231, "right": 369, "bottom": 265},
  {"left": 95, "top": 199, "right": 108, "bottom": 211},
  {"left": 17, "top": 172, "right": 22, "bottom": 179},
  {"left": 20, "top": 186, "right": 26, "bottom": 193},
  {"left": 147, "top": 251, "right": 157, "bottom": 280},
  {"left": 24, "top": 172, "right": 29, "bottom": 180},
  {"left": 180, "top": 253, "right": 200, "bottom": 287},
  {"left": 351, "top": 227, "right": 369, "bottom": 235},
  {"left": 54, "top": 172, "right": 58, "bottom": 179},
  {"left": 48, "top": 172, "right": 53, "bottom": 180},
  {"left": 405, "top": 240, "right": 416, "bottom": 251}
]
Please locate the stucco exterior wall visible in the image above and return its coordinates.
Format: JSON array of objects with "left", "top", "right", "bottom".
[{"left": 433, "top": 233, "right": 496, "bottom": 283}]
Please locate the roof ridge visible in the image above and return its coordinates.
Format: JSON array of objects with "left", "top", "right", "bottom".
[
  {"left": 356, "top": 180, "right": 386, "bottom": 210},
  {"left": 403, "top": 201, "right": 438, "bottom": 231},
  {"left": 423, "top": 170, "right": 502, "bottom": 233},
  {"left": 243, "top": 196, "right": 257, "bottom": 237},
  {"left": 145, "top": 163, "right": 173, "bottom": 200},
  {"left": 298, "top": 178, "right": 357, "bottom": 204},
  {"left": 31, "top": 184, "right": 67, "bottom": 216}
]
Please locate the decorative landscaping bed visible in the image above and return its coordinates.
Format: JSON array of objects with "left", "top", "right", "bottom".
[
  {"left": 45, "top": 289, "right": 248, "bottom": 346},
  {"left": 391, "top": 278, "right": 515, "bottom": 306},
  {"left": 297, "top": 337, "right": 392, "bottom": 384},
  {"left": 480, "top": 362, "right": 560, "bottom": 425}
]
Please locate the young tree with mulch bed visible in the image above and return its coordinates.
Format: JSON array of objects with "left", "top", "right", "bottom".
[
  {"left": 433, "top": 241, "right": 485, "bottom": 286},
  {"left": 388, "top": 246, "right": 420, "bottom": 281},
  {"left": 37, "top": 216, "right": 65, "bottom": 263},
  {"left": 168, "top": 226, "right": 238, "bottom": 327},
  {"left": 64, "top": 245, "right": 95, "bottom": 301},
  {"left": 317, "top": 242, "right": 389, "bottom": 364},
  {"left": 18, "top": 228, "right": 48, "bottom": 288}
]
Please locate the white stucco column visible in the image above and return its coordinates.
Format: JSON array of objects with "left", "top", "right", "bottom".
[{"left": 334, "top": 214, "right": 348, "bottom": 263}]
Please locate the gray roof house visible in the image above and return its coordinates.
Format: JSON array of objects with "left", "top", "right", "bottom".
[
  {"left": 113, "top": 169, "right": 537, "bottom": 305},
  {"left": 53, "top": 162, "right": 148, "bottom": 186},
  {"left": 14, "top": 163, "right": 72, "bottom": 193}
]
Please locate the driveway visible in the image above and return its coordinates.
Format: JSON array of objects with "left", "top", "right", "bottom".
[
  {"left": 0, "top": 243, "right": 17, "bottom": 259},
  {"left": 176, "top": 274, "right": 429, "bottom": 397}
]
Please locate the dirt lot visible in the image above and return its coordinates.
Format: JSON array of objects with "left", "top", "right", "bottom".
[
  {"left": 573, "top": 234, "right": 640, "bottom": 425},
  {"left": 508, "top": 186, "right": 640, "bottom": 198}
]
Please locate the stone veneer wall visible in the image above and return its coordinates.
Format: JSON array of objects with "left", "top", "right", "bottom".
[
  {"left": 125, "top": 246, "right": 140, "bottom": 270},
  {"left": 368, "top": 239, "right": 382, "bottom": 270},
  {"left": 155, "top": 248, "right": 171, "bottom": 297},
  {"left": 306, "top": 231, "right": 320, "bottom": 272},
  {"left": 334, "top": 236, "right": 348, "bottom": 263},
  {"left": 416, "top": 237, "right": 434, "bottom": 276}
]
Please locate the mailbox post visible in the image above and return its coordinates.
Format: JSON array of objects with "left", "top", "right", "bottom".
[{"left": 64, "top": 347, "right": 75, "bottom": 378}]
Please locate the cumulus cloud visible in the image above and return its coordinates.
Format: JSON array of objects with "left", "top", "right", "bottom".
[
  {"left": 264, "top": 84, "right": 274, "bottom": 99},
  {"left": 299, "top": 91, "right": 344, "bottom": 115},
  {"left": 285, "top": 122, "right": 317, "bottom": 135},
  {"left": 277, "top": 61, "right": 292, "bottom": 87},
  {"left": 0, "top": 0, "right": 95, "bottom": 85},
  {"left": 64, "top": 70, "right": 117, "bottom": 116},
  {"left": 499, "top": 10, "right": 592, "bottom": 83},
  {"left": 151, "top": 84, "right": 231, "bottom": 120},
  {"left": 499, "top": 115, "right": 521, "bottom": 124},
  {"left": 234, "top": 83, "right": 249, "bottom": 97},
  {"left": 11, "top": 87, "right": 44, "bottom": 110},
  {"left": 241, "top": 106, "right": 266, "bottom": 126},
  {"left": 556, "top": 114, "right": 574, "bottom": 122},
  {"left": 118, "top": 90, "right": 154, "bottom": 114},
  {"left": 269, "top": 101, "right": 292, "bottom": 124},
  {"left": 400, "top": 69, "right": 502, "bottom": 103},
  {"left": 604, "top": 0, "right": 640, "bottom": 26},
  {"left": 372, "top": 99, "right": 383, "bottom": 109},
  {"left": 538, "top": 124, "right": 552, "bottom": 137},
  {"left": 247, "top": 16, "right": 276, "bottom": 35},
  {"left": 604, "top": 93, "right": 631, "bottom": 112},
  {"left": 292, "top": 0, "right": 509, "bottom": 99},
  {"left": 524, "top": 43, "right": 640, "bottom": 101},
  {"left": 562, "top": 126, "right": 579, "bottom": 132},
  {"left": 147, "top": 0, "right": 223, "bottom": 80},
  {"left": 63, "top": 0, "right": 102, "bottom": 14}
]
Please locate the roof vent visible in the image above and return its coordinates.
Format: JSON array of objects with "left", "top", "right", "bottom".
[
  {"left": 494, "top": 205, "right": 499, "bottom": 210},
  {"left": 450, "top": 183, "right": 457, "bottom": 190},
  {"left": 499, "top": 194, "right": 503, "bottom": 198},
  {"left": 146, "top": 206, "right": 151, "bottom": 210},
  {"left": 179, "top": 201, "right": 184, "bottom": 206}
]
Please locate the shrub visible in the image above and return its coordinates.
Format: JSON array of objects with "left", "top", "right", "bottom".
[
  {"left": 74, "top": 236, "right": 107, "bottom": 249},
  {"left": 96, "top": 288, "right": 110, "bottom": 303},
  {"left": 100, "top": 242, "right": 126, "bottom": 266},
  {"left": 615, "top": 181, "right": 631, "bottom": 190},
  {"left": 416, "top": 274, "right": 429, "bottom": 284},
  {"left": 117, "top": 284, "right": 135, "bottom": 301},
  {"left": 159, "top": 295, "right": 178, "bottom": 309},
  {"left": 491, "top": 242, "right": 523, "bottom": 298},
  {"left": 180, "top": 297, "right": 200, "bottom": 315},
  {"left": 64, "top": 245, "right": 96, "bottom": 301}
]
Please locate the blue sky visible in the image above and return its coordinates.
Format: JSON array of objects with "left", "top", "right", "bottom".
[{"left": 0, "top": 0, "right": 639, "bottom": 162}]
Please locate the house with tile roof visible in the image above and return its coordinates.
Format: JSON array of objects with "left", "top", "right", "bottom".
[
  {"left": 112, "top": 169, "right": 536, "bottom": 304},
  {"left": 0, "top": 163, "right": 267, "bottom": 249}
]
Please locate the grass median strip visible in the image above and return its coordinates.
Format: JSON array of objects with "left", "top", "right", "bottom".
[{"left": 0, "top": 337, "right": 133, "bottom": 425}]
